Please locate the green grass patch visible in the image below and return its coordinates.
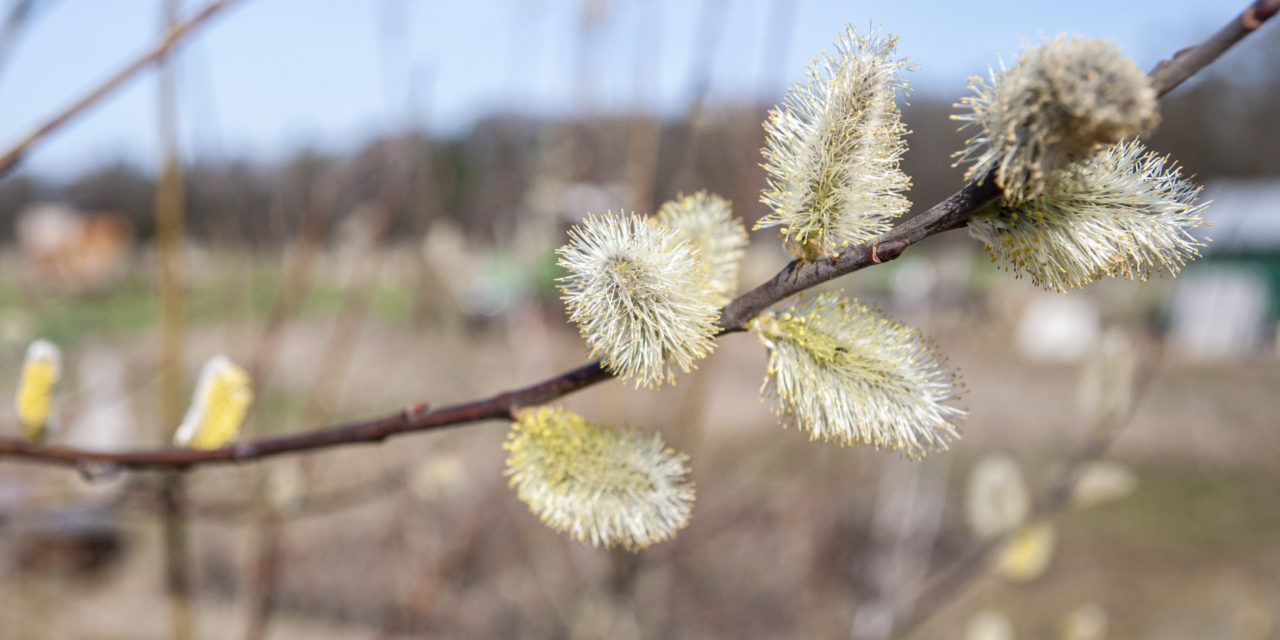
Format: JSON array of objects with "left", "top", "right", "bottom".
[{"left": 0, "top": 265, "right": 418, "bottom": 347}]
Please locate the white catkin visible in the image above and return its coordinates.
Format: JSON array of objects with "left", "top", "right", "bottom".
[
  {"left": 968, "top": 140, "right": 1207, "bottom": 292},
  {"left": 953, "top": 37, "right": 1158, "bottom": 202},
  {"left": 504, "top": 407, "right": 694, "bottom": 550},
  {"left": 750, "top": 292, "right": 965, "bottom": 458},
  {"left": 556, "top": 211, "right": 720, "bottom": 388},
  {"left": 756, "top": 25, "right": 913, "bottom": 260},
  {"left": 655, "top": 191, "right": 748, "bottom": 306}
]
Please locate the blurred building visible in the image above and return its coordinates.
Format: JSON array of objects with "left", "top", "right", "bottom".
[
  {"left": 1166, "top": 180, "right": 1280, "bottom": 359},
  {"left": 15, "top": 203, "right": 134, "bottom": 296}
]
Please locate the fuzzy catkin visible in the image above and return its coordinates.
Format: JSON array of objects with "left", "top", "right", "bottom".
[
  {"left": 756, "top": 25, "right": 913, "bottom": 260},
  {"left": 15, "top": 339, "right": 61, "bottom": 444},
  {"left": 557, "top": 211, "right": 720, "bottom": 387},
  {"left": 968, "top": 140, "right": 1207, "bottom": 292},
  {"left": 504, "top": 407, "right": 694, "bottom": 550},
  {"left": 954, "top": 37, "right": 1158, "bottom": 202},
  {"left": 655, "top": 191, "right": 748, "bottom": 306},
  {"left": 750, "top": 292, "right": 965, "bottom": 458},
  {"left": 173, "top": 355, "right": 253, "bottom": 450}
]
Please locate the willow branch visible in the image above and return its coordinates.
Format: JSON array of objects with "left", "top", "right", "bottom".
[
  {"left": 0, "top": 2, "right": 1271, "bottom": 472},
  {"left": 1147, "top": 0, "right": 1279, "bottom": 95},
  {"left": 0, "top": 362, "right": 608, "bottom": 471},
  {"left": 0, "top": 0, "right": 244, "bottom": 178}
]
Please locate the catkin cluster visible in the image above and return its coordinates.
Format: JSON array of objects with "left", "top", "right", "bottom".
[
  {"left": 954, "top": 37, "right": 1159, "bottom": 202},
  {"left": 557, "top": 193, "right": 747, "bottom": 388},
  {"left": 11, "top": 21, "right": 1214, "bottom": 556}
]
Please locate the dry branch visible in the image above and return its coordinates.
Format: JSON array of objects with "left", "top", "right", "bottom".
[{"left": 0, "top": 0, "right": 243, "bottom": 178}]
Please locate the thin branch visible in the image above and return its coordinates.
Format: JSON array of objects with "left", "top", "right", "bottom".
[
  {"left": 155, "top": 2, "right": 194, "bottom": 637},
  {"left": 0, "top": 0, "right": 243, "bottom": 178},
  {"left": 0, "top": 362, "right": 608, "bottom": 471},
  {"left": 1147, "top": 0, "right": 1279, "bottom": 96},
  {"left": 719, "top": 179, "right": 1000, "bottom": 331},
  {"left": 0, "top": 0, "right": 36, "bottom": 86},
  {"left": 0, "top": 2, "right": 1272, "bottom": 472}
]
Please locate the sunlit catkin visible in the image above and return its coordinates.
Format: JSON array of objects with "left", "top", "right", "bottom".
[
  {"left": 954, "top": 37, "right": 1158, "bottom": 202},
  {"left": 655, "top": 191, "right": 748, "bottom": 306},
  {"left": 15, "top": 339, "right": 61, "bottom": 443},
  {"left": 173, "top": 354, "right": 252, "bottom": 450},
  {"left": 504, "top": 407, "right": 694, "bottom": 550},
  {"left": 968, "top": 140, "right": 1207, "bottom": 292},
  {"left": 749, "top": 293, "right": 964, "bottom": 458},
  {"left": 756, "top": 25, "right": 913, "bottom": 260},
  {"left": 557, "top": 211, "right": 719, "bottom": 387}
]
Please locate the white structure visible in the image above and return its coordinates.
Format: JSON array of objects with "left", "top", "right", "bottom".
[{"left": 1166, "top": 180, "right": 1280, "bottom": 360}]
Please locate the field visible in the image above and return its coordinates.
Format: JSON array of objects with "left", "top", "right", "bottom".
[{"left": 1, "top": 248, "right": 1277, "bottom": 639}]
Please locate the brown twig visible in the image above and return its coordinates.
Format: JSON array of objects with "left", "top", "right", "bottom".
[
  {"left": 0, "top": 1, "right": 1271, "bottom": 473},
  {"left": 1147, "top": 0, "right": 1279, "bottom": 96},
  {"left": 0, "top": 363, "right": 606, "bottom": 470},
  {"left": 0, "top": 0, "right": 243, "bottom": 178}
]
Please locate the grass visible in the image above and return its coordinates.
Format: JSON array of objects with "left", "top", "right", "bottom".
[{"left": 0, "top": 258, "right": 418, "bottom": 348}]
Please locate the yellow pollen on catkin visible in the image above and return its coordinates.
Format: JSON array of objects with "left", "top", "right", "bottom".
[
  {"left": 15, "top": 339, "right": 61, "bottom": 444},
  {"left": 968, "top": 140, "right": 1207, "bottom": 292},
  {"left": 504, "top": 407, "right": 694, "bottom": 550},
  {"left": 748, "top": 293, "right": 965, "bottom": 458},
  {"left": 174, "top": 355, "right": 252, "bottom": 450}
]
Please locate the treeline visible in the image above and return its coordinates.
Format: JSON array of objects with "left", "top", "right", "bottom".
[{"left": 0, "top": 44, "right": 1274, "bottom": 248}]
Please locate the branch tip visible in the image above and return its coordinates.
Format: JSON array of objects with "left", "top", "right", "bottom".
[
  {"left": 871, "top": 239, "right": 908, "bottom": 263},
  {"left": 1256, "top": 0, "right": 1280, "bottom": 22}
]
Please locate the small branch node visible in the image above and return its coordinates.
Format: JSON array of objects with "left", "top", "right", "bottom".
[
  {"left": 404, "top": 401, "right": 432, "bottom": 424},
  {"left": 230, "top": 442, "right": 257, "bottom": 461},
  {"left": 1243, "top": 5, "right": 1265, "bottom": 29},
  {"left": 871, "top": 239, "right": 909, "bottom": 264}
]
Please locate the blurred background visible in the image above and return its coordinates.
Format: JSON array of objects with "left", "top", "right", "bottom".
[{"left": 0, "top": 1, "right": 1277, "bottom": 638}]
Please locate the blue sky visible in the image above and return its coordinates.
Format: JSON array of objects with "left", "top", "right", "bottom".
[{"left": 0, "top": 0, "right": 1248, "bottom": 177}]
